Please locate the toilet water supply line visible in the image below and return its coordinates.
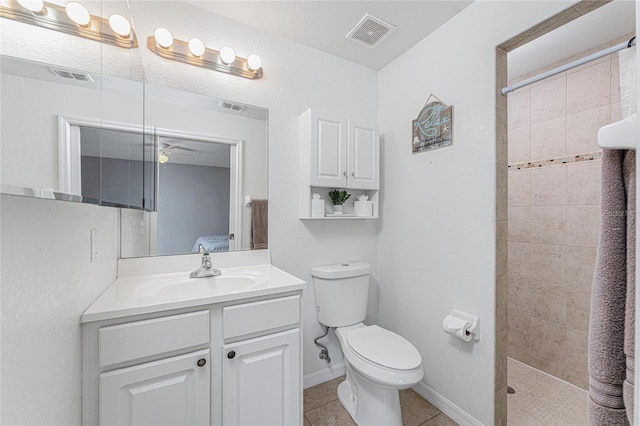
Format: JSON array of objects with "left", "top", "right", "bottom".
[{"left": 314, "top": 325, "right": 332, "bottom": 363}]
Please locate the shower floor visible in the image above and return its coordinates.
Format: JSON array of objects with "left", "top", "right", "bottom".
[{"left": 507, "top": 358, "right": 588, "bottom": 425}]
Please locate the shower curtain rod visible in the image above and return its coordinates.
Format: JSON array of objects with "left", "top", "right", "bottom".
[{"left": 501, "top": 37, "right": 636, "bottom": 95}]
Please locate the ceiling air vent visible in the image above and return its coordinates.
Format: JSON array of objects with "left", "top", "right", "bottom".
[
  {"left": 219, "top": 101, "right": 246, "bottom": 112},
  {"left": 49, "top": 67, "right": 94, "bottom": 83},
  {"left": 346, "top": 13, "right": 396, "bottom": 48}
]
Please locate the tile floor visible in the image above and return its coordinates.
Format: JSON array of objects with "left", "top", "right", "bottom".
[
  {"left": 303, "top": 376, "right": 458, "bottom": 426},
  {"left": 304, "top": 358, "right": 589, "bottom": 426},
  {"left": 507, "top": 358, "right": 588, "bottom": 425}
]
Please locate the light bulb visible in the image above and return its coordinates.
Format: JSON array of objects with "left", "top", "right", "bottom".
[
  {"left": 17, "top": 0, "right": 43, "bottom": 13},
  {"left": 219, "top": 46, "right": 236, "bottom": 65},
  {"left": 247, "top": 53, "right": 262, "bottom": 71},
  {"left": 159, "top": 151, "right": 169, "bottom": 164},
  {"left": 108, "top": 14, "right": 131, "bottom": 37},
  {"left": 154, "top": 27, "right": 173, "bottom": 48},
  {"left": 188, "top": 38, "right": 205, "bottom": 57},
  {"left": 66, "top": 2, "right": 91, "bottom": 26}
]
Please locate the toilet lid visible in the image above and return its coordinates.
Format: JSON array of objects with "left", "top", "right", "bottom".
[{"left": 347, "top": 325, "right": 422, "bottom": 371}]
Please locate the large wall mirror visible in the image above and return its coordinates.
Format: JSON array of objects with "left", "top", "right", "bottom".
[{"left": 0, "top": 2, "right": 268, "bottom": 257}]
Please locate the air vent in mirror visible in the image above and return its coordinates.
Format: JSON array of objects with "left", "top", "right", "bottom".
[
  {"left": 49, "top": 67, "right": 94, "bottom": 83},
  {"left": 219, "top": 101, "right": 246, "bottom": 112}
]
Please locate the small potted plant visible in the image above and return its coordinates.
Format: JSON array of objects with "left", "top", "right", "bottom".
[{"left": 328, "top": 189, "right": 351, "bottom": 215}]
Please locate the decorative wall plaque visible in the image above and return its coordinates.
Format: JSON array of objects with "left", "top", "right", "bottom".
[{"left": 412, "top": 94, "right": 453, "bottom": 153}]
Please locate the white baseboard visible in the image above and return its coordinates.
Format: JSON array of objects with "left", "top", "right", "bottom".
[
  {"left": 412, "top": 381, "right": 483, "bottom": 426},
  {"left": 303, "top": 363, "right": 346, "bottom": 389}
]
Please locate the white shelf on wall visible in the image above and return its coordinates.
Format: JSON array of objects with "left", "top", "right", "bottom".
[{"left": 299, "top": 187, "right": 379, "bottom": 220}]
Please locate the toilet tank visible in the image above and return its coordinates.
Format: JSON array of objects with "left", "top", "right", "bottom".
[{"left": 311, "top": 262, "right": 371, "bottom": 327}]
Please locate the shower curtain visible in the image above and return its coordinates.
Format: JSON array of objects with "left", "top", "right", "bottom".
[{"left": 588, "top": 149, "right": 636, "bottom": 425}]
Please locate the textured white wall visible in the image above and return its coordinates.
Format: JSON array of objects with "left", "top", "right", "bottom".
[
  {"left": 377, "top": 1, "right": 575, "bottom": 424},
  {"left": 0, "top": 195, "right": 119, "bottom": 425}
]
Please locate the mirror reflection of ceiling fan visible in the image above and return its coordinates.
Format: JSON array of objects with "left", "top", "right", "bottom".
[{"left": 158, "top": 142, "right": 197, "bottom": 164}]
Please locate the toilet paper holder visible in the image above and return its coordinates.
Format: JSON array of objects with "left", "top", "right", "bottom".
[{"left": 442, "top": 309, "right": 480, "bottom": 342}]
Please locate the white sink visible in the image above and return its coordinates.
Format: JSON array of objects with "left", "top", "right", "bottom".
[
  {"left": 82, "top": 250, "right": 306, "bottom": 323},
  {"left": 153, "top": 272, "right": 266, "bottom": 298}
]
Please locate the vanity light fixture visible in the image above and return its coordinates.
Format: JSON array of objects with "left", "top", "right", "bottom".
[
  {"left": 16, "top": 0, "right": 42, "bottom": 13},
  {"left": 247, "top": 53, "right": 262, "bottom": 71},
  {"left": 188, "top": 38, "right": 205, "bottom": 57},
  {"left": 148, "top": 30, "right": 263, "bottom": 80},
  {"left": 219, "top": 46, "right": 235, "bottom": 65},
  {"left": 154, "top": 27, "right": 173, "bottom": 48},
  {"left": 0, "top": 0, "right": 138, "bottom": 48},
  {"left": 108, "top": 14, "right": 131, "bottom": 37},
  {"left": 65, "top": 1, "right": 90, "bottom": 26}
]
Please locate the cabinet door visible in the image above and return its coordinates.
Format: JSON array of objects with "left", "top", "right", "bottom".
[
  {"left": 309, "top": 110, "right": 348, "bottom": 187},
  {"left": 223, "top": 328, "right": 301, "bottom": 426},
  {"left": 348, "top": 119, "right": 379, "bottom": 190},
  {"left": 99, "top": 349, "right": 210, "bottom": 426}
]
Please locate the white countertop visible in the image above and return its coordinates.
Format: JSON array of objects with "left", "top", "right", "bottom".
[{"left": 82, "top": 250, "right": 306, "bottom": 323}]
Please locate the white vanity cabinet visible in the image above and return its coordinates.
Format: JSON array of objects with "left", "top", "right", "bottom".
[
  {"left": 222, "top": 295, "right": 301, "bottom": 425},
  {"left": 82, "top": 292, "right": 303, "bottom": 426},
  {"left": 100, "top": 349, "right": 211, "bottom": 426},
  {"left": 299, "top": 108, "right": 379, "bottom": 219}
]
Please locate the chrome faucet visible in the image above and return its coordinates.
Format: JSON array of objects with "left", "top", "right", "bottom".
[{"left": 190, "top": 245, "right": 222, "bottom": 278}]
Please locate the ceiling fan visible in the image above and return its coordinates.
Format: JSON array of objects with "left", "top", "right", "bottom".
[{"left": 158, "top": 142, "right": 197, "bottom": 164}]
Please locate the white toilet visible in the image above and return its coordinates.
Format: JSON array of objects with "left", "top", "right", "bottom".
[{"left": 311, "top": 262, "right": 424, "bottom": 426}]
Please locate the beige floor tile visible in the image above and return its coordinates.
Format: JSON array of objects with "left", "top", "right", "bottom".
[
  {"left": 304, "top": 380, "right": 446, "bottom": 426},
  {"left": 400, "top": 389, "right": 441, "bottom": 426},
  {"left": 305, "top": 400, "right": 356, "bottom": 426},
  {"left": 303, "top": 376, "right": 344, "bottom": 412},
  {"left": 420, "top": 413, "right": 459, "bottom": 426},
  {"left": 508, "top": 357, "right": 587, "bottom": 426}
]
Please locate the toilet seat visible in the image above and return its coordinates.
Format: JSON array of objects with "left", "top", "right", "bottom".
[
  {"left": 335, "top": 324, "right": 424, "bottom": 389},
  {"left": 347, "top": 325, "right": 422, "bottom": 371}
]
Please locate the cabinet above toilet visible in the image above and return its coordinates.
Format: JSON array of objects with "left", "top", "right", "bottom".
[{"left": 298, "top": 108, "right": 380, "bottom": 219}]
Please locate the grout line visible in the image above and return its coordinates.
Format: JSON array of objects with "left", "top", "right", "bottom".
[
  {"left": 303, "top": 398, "right": 339, "bottom": 416},
  {"left": 417, "top": 413, "right": 454, "bottom": 426}
]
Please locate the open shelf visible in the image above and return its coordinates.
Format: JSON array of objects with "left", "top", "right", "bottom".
[{"left": 299, "top": 186, "right": 379, "bottom": 220}]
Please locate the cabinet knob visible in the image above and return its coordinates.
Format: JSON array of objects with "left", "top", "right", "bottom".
[
  {"left": 343, "top": 171, "right": 348, "bottom": 177},
  {"left": 227, "top": 351, "right": 236, "bottom": 359},
  {"left": 197, "top": 358, "right": 207, "bottom": 367},
  {"left": 351, "top": 172, "right": 355, "bottom": 177}
]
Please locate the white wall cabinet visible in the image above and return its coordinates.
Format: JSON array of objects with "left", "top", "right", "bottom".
[
  {"left": 299, "top": 108, "right": 379, "bottom": 219},
  {"left": 347, "top": 118, "right": 379, "bottom": 190},
  {"left": 82, "top": 292, "right": 303, "bottom": 426},
  {"left": 302, "top": 109, "right": 379, "bottom": 190},
  {"left": 306, "top": 110, "right": 348, "bottom": 188}
]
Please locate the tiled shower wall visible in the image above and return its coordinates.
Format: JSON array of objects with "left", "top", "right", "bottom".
[{"left": 506, "top": 36, "right": 628, "bottom": 390}]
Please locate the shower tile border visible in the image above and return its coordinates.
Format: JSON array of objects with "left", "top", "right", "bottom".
[{"left": 508, "top": 151, "right": 602, "bottom": 171}]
